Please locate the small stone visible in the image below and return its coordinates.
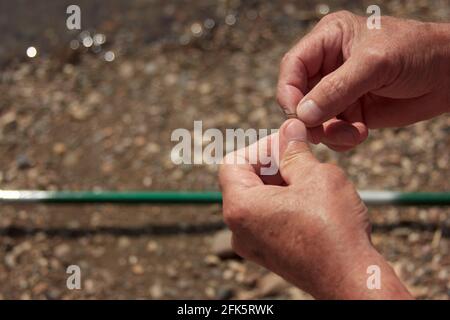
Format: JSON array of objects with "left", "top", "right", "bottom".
[
  {"left": 216, "top": 287, "right": 234, "bottom": 300},
  {"left": 204, "top": 255, "right": 220, "bottom": 266},
  {"left": 149, "top": 283, "right": 163, "bottom": 299},
  {"left": 164, "top": 73, "right": 177, "bottom": 85},
  {"left": 128, "top": 255, "right": 138, "bottom": 265},
  {"left": 132, "top": 264, "right": 145, "bottom": 275},
  {"left": 144, "top": 62, "right": 157, "bottom": 75},
  {"left": 146, "top": 241, "right": 159, "bottom": 253},
  {"left": 1, "top": 111, "right": 17, "bottom": 132},
  {"left": 199, "top": 83, "right": 212, "bottom": 95},
  {"left": 143, "top": 176, "right": 153, "bottom": 187},
  {"left": 46, "top": 288, "right": 62, "bottom": 300},
  {"left": 134, "top": 136, "right": 146, "bottom": 147},
  {"left": 119, "top": 62, "right": 135, "bottom": 78},
  {"left": 54, "top": 243, "right": 71, "bottom": 258},
  {"left": 63, "top": 152, "right": 80, "bottom": 167},
  {"left": 170, "top": 169, "right": 183, "bottom": 180},
  {"left": 84, "top": 279, "right": 95, "bottom": 294},
  {"left": 32, "top": 282, "right": 48, "bottom": 295},
  {"left": 223, "top": 112, "right": 240, "bottom": 125},
  {"left": 287, "top": 287, "right": 313, "bottom": 300},
  {"left": 5, "top": 253, "right": 16, "bottom": 268},
  {"left": 166, "top": 266, "right": 178, "bottom": 278},
  {"left": 228, "top": 261, "right": 246, "bottom": 273},
  {"left": 52, "top": 143, "right": 67, "bottom": 155},
  {"left": 69, "top": 103, "right": 90, "bottom": 121},
  {"left": 211, "top": 230, "right": 236, "bottom": 259},
  {"left": 205, "top": 287, "right": 215, "bottom": 298},
  {"left": 17, "top": 154, "right": 32, "bottom": 170},
  {"left": 145, "top": 142, "right": 161, "bottom": 154},
  {"left": 248, "top": 108, "right": 267, "bottom": 123},
  {"left": 86, "top": 92, "right": 102, "bottom": 106},
  {"left": 101, "top": 161, "right": 114, "bottom": 174},
  {"left": 256, "top": 273, "right": 290, "bottom": 297},
  {"left": 222, "top": 269, "right": 234, "bottom": 280}
]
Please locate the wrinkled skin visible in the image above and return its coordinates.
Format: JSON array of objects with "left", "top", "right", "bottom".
[
  {"left": 277, "top": 11, "right": 450, "bottom": 151},
  {"left": 219, "top": 13, "right": 449, "bottom": 299},
  {"left": 219, "top": 119, "right": 412, "bottom": 299}
]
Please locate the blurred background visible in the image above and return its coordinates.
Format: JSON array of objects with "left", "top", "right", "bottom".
[{"left": 0, "top": 0, "right": 449, "bottom": 299}]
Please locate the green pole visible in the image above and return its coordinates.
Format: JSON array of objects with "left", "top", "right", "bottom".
[
  {"left": 0, "top": 190, "right": 222, "bottom": 204},
  {"left": 0, "top": 190, "right": 449, "bottom": 206}
]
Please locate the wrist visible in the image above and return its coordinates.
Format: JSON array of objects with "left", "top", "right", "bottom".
[{"left": 312, "top": 242, "right": 413, "bottom": 300}]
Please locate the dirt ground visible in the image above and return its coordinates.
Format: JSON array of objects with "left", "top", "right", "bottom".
[{"left": 0, "top": 0, "right": 449, "bottom": 299}]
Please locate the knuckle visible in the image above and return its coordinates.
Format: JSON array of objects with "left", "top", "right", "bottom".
[
  {"left": 362, "top": 48, "right": 399, "bottom": 85},
  {"left": 323, "top": 10, "right": 354, "bottom": 23},
  {"left": 276, "top": 93, "right": 283, "bottom": 108},
  {"left": 363, "top": 48, "right": 391, "bottom": 69},
  {"left": 279, "top": 52, "right": 295, "bottom": 74},
  {"left": 280, "top": 52, "right": 292, "bottom": 66},
  {"left": 276, "top": 82, "right": 287, "bottom": 107}
]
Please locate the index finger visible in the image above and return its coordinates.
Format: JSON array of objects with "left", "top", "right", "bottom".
[{"left": 277, "top": 21, "right": 344, "bottom": 115}]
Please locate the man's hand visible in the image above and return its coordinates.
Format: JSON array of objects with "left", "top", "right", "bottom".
[
  {"left": 219, "top": 119, "right": 413, "bottom": 299},
  {"left": 277, "top": 12, "right": 450, "bottom": 151}
]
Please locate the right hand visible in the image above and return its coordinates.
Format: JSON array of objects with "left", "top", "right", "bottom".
[
  {"left": 277, "top": 11, "right": 450, "bottom": 151},
  {"left": 219, "top": 119, "right": 413, "bottom": 299}
]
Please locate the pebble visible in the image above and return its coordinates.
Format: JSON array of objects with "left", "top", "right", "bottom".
[
  {"left": 68, "top": 103, "right": 91, "bottom": 121},
  {"left": 16, "top": 154, "right": 32, "bottom": 170},
  {"left": 54, "top": 243, "right": 71, "bottom": 258},
  {"left": 33, "top": 282, "right": 48, "bottom": 295},
  {"left": 63, "top": 152, "right": 80, "bottom": 167},
  {"left": 119, "top": 62, "right": 135, "bottom": 78},
  {"left": 45, "top": 288, "right": 62, "bottom": 300},
  {"left": 211, "top": 230, "right": 236, "bottom": 259},
  {"left": 132, "top": 264, "right": 145, "bottom": 275},
  {"left": 149, "top": 283, "right": 163, "bottom": 299},
  {"left": 52, "top": 143, "right": 67, "bottom": 155},
  {"left": 146, "top": 241, "right": 159, "bottom": 253},
  {"left": 216, "top": 287, "right": 234, "bottom": 300},
  {"left": 0, "top": 111, "right": 17, "bottom": 132},
  {"left": 205, "top": 286, "right": 215, "bottom": 298},
  {"left": 145, "top": 142, "right": 161, "bottom": 154},
  {"left": 84, "top": 279, "right": 95, "bottom": 294},
  {"left": 204, "top": 255, "right": 220, "bottom": 266},
  {"left": 222, "top": 269, "right": 234, "bottom": 280},
  {"left": 256, "top": 273, "right": 290, "bottom": 297}
]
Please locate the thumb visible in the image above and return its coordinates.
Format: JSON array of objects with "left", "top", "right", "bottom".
[
  {"left": 279, "top": 119, "right": 319, "bottom": 185},
  {"left": 296, "top": 57, "right": 381, "bottom": 127}
]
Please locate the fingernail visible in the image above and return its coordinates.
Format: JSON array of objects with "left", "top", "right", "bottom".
[
  {"left": 297, "top": 99, "right": 323, "bottom": 124},
  {"left": 284, "top": 120, "right": 307, "bottom": 142},
  {"left": 340, "top": 127, "right": 358, "bottom": 145}
]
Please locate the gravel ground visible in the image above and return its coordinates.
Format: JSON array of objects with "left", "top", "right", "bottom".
[{"left": 0, "top": 0, "right": 449, "bottom": 299}]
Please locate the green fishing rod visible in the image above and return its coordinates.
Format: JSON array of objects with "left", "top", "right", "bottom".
[{"left": 0, "top": 190, "right": 449, "bottom": 206}]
